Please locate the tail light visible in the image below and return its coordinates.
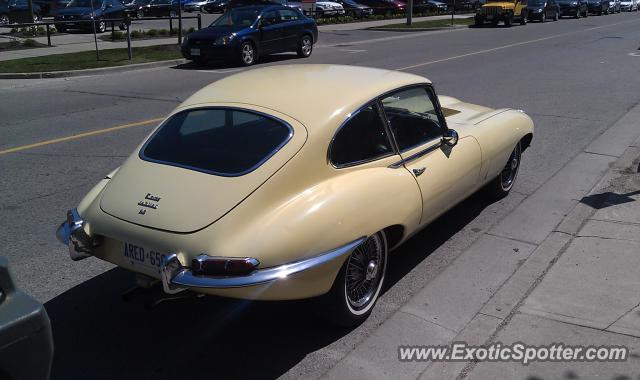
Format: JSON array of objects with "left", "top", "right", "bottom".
[{"left": 191, "top": 255, "right": 259, "bottom": 276}]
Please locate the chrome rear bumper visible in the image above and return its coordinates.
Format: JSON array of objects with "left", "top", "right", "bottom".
[
  {"left": 56, "top": 208, "right": 365, "bottom": 295},
  {"left": 160, "top": 237, "right": 365, "bottom": 294},
  {"left": 56, "top": 208, "right": 96, "bottom": 261}
]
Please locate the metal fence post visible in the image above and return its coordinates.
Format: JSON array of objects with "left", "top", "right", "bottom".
[
  {"left": 45, "top": 23, "right": 51, "bottom": 46},
  {"left": 169, "top": 16, "right": 173, "bottom": 32},
  {"left": 111, "top": 22, "right": 115, "bottom": 41},
  {"left": 126, "top": 16, "right": 132, "bottom": 60},
  {"left": 197, "top": 13, "right": 201, "bottom": 29},
  {"left": 178, "top": 2, "right": 182, "bottom": 45}
]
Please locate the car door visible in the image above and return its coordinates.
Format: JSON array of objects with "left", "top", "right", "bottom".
[
  {"left": 277, "top": 8, "right": 301, "bottom": 49},
  {"left": 105, "top": 0, "right": 126, "bottom": 18},
  {"left": 9, "top": 0, "right": 30, "bottom": 22},
  {"left": 380, "top": 86, "right": 482, "bottom": 225},
  {"left": 258, "top": 9, "right": 283, "bottom": 53}
]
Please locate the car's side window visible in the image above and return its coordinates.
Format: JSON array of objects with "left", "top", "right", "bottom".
[
  {"left": 381, "top": 86, "right": 443, "bottom": 152},
  {"left": 278, "top": 8, "right": 299, "bottom": 21},
  {"left": 330, "top": 103, "right": 394, "bottom": 168},
  {"left": 261, "top": 10, "right": 279, "bottom": 26}
]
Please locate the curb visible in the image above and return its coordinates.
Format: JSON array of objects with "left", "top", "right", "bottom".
[
  {"left": 0, "top": 58, "right": 187, "bottom": 79},
  {"left": 367, "top": 25, "right": 469, "bottom": 32}
]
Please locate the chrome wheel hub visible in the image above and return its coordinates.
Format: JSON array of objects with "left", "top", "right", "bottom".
[
  {"left": 242, "top": 44, "right": 254, "bottom": 64},
  {"left": 345, "top": 234, "right": 385, "bottom": 310},
  {"left": 301, "top": 38, "right": 311, "bottom": 55}
]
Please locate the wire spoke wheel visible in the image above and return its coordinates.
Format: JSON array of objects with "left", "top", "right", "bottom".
[
  {"left": 500, "top": 143, "right": 521, "bottom": 191},
  {"left": 344, "top": 233, "right": 386, "bottom": 312}
]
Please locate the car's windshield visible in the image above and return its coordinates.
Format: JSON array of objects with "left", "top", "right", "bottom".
[
  {"left": 67, "top": 0, "right": 102, "bottom": 7},
  {"left": 141, "top": 108, "right": 292, "bottom": 176},
  {"left": 210, "top": 8, "right": 260, "bottom": 27}
]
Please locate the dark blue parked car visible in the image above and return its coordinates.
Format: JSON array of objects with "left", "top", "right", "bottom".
[
  {"left": 0, "top": 0, "right": 42, "bottom": 24},
  {"left": 53, "top": 0, "right": 129, "bottom": 33},
  {"left": 182, "top": 5, "right": 317, "bottom": 66}
]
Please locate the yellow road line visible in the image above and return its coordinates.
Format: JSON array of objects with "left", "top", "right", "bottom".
[{"left": 0, "top": 117, "right": 163, "bottom": 156}]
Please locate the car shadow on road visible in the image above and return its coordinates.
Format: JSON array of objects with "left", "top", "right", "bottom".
[
  {"left": 45, "top": 192, "right": 494, "bottom": 380},
  {"left": 172, "top": 53, "right": 301, "bottom": 71}
]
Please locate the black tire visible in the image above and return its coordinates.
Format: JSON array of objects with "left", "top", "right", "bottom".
[
  {"left": 238, "top": 41, "right": 256, "bottom": 66},
  {"left": 297, "top": 34, "right": 313, "bottom": 58},
  {"left": 136, "top": 9, "right": 144, "bottom": 18},
  {"left": 520, "top": 11, "right": 527, "bottom": 24},
  {"left": 484, "top": 142, "right": 522, "bottom": 199},
  {"left": 553, "top": 10, "right": 559, "bottom": 20},
  {"left": 93, "top": 19, "right": 106, "bottom": 33},
  {"left": 604, "top": 8, "right": 609, "bottom": 13},
  {"left": 474, "top": 15, "right": 484, "bottom": 26},
  {"left": 574, "top": 10, "right": 579, "bottom": 17},
  {"left": 0, "top": 13, "right": 9, "bottom": 25},
  {"left": 504, "top": 12, "right": 513, "bottom": 26},
  {"left": 540, "top": 12, "right": 546, "bottom": 21},
  {"left": 320, "top": 231, "right": 388, "bottom": 327}
]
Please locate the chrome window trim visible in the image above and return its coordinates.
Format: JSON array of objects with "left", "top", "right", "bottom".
[
  {"left": 327, "top": 82, "right": 449, "bottom": 170},
  {"left": 328, "top": 101, "right": 396, "bottom": 169},
  {"left": 139, "top": 106, "right": 294, "bottom": 178},
  {"left": 388, "top": 140, "right": 442, "bottom": 168}
]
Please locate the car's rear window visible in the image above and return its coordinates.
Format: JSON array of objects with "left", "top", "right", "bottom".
[{"left": 140, "top": 108, "right": 292, "bottom": 176}]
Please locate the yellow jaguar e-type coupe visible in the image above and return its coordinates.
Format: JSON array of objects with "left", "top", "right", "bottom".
[{"left": 56, "top": 65, "right": 533, "bottom": 326}]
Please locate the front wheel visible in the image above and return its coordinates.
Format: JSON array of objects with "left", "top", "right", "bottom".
[
  {"left": 553, "top": 10, "right": 559, "bottom": 20},
  {"left": 238, "top": 41, "right": 256, "bottom": 66},
  {"left": 520, "top": 12, "right": 527, "bottom": 24},
  {"left": 504, "top": 13, "right": 513, "bottom": 26},
  {"left": 136, "top": 9, "right": 144, "bottom": 18},
  {"left": 93, "top": 19, "right": 106, "bottom": 33},
  {"left": 297, "top": 34, "right": 313, "bottom": 58},
  {"left": 484, "top": 142, "right": 522, "bottom": 199},
  {"left": 321, "top": 231, "right": 388, "bottom": 327}
]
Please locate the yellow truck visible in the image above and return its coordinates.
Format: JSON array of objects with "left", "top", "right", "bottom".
[{"left": 475, "top": 0, "right": 529, "bottom": 26}]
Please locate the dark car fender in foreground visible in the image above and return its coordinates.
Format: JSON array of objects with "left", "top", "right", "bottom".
[{"left": 0, "top": 257, "right": 53, "bottom": 380}]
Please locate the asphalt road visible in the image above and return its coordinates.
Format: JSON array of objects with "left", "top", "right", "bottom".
[{"left": 1, "top": 12, "right": 640, "bottom": 379}]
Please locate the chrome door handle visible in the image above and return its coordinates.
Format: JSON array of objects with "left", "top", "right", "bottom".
[{"left": 412, "top": 167, "right": 426, "bottom": 176}]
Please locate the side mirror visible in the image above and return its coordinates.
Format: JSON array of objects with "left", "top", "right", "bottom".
[{"left": 443, "top": 129, "right": 459, "bottom": 147}]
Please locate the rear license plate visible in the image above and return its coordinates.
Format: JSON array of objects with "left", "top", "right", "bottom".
[
  {"left": 190, "top": 48, "right": 200, "bottom": 56},
  {"left": 123, "top": 242, "right": 166, "bottom": 271}
]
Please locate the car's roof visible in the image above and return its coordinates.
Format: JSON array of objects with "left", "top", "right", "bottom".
[{"left": 179, "top": 64, "right": 430, "bottom": 136}]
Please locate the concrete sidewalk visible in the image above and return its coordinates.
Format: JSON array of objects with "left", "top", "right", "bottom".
[
  {"left": 0, "top": 14, "right": 470, "bottom": 61},
  {"left": 323, "top": 105, "right": 640, "bottom": 379}
]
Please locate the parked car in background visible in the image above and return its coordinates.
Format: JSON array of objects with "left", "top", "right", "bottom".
[
  {"left": 202, "top": 0, "right": 227, "bottom": 11},
  {"left": 608, "top": 0, "right": 620, "bottom": 11},
  {"left": 0, "top": 257, "right": 54, "bottom": 380},
  {"left": 315, "top": 0, "right": 345, "bottom": 15},
  {"left": 184, "top": 0, "right": 213, "bottom": 11},
  {"left": 55, "top": 64, "right": 533, "bottom": 326},
  {"left": 475, "top": 0, "right": 528, "bottom": 26},
  {"left": 557, "top": 0, "right": 587, "bottom": 17},
  {"left": 587, "top": 0, "right": 609, "bottom": 12},
  {"left": 33, "top": 0, "right": 69, "bottom": 16},
  {"left": 619, "top": 0, "right": 637, "bottom": 10},
  {"left": 330, "top": 0, "right": 371, "bottom": 16},
  {"left": 527, "top": 0, "right": 559, "bottom": 21},
  {"left": 124, "top": 0, "right": 151, "bottom": 17},
  {"left": 357, "top": 0, "right": 403, "bottom": 14},
  {"left": 0, "top": 0, "right": 42, "bottom": 24},
  {"left": 181, "top": 5, "right": 317, "bottom": 65},
  {"left": 54, "top": 0, "right": 128, "bottom": 33},
  {"left": 426, "top": 0, "right": 447, "bottom": 11},
  {"left": 140, "top": 0, "right": 180, "bottom": 16}
]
